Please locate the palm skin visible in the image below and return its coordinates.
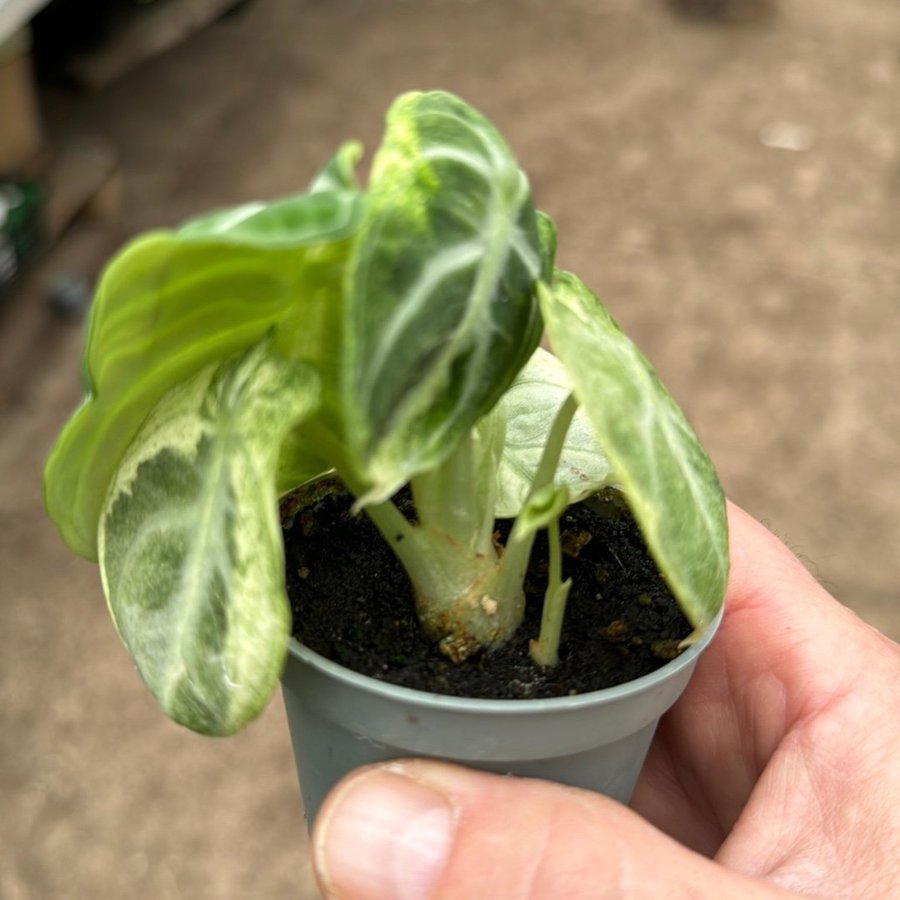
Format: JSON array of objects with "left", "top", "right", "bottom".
[{"left": 633, "top": 502, "right": 900, "bottom": 897}]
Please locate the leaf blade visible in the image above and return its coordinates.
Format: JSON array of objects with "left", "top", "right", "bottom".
[
  {"left": 540, "top": 272, "right": 728, "bottom": 631},
  {"left": 45, "top": 176, "right": 362, "bottom": 560},
  {"left": 497, "top": 347, "right": 613, "bottom": 517},
  {"left": 99, "top": 341, "right": 320, "bottom": 736},
  {"left": 344, "top": 91, "right": 544, "bottom": 501}
]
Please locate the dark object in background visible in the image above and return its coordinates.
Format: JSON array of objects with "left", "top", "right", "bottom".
[
  {"left": 31, "top": 0, "right": 255, "bottom": 89},
  {"left": 669, "top": 0, "right": 775, "bottom": 23},
  {"left": 0, "top": 180, "right": 43, "bottom": 292},
  {"left": 47, "top": 272, "right": 92, "bottom": 320},
  {"left": 31, "top": 0, "right": 162, "bottom": 81}
]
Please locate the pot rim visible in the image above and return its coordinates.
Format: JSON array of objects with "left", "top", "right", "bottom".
[{"left": 285, "top": 604, "right": 724, "bottom": 715}]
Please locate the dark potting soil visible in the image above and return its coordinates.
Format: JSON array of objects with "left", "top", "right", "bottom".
[{"left": 282, "top": 484, "right": 692, "bottom": 700}]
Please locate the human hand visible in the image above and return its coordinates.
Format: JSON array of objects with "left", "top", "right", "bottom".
[{"left": 310, "top": 503, "right": 900, "bottom": 898}]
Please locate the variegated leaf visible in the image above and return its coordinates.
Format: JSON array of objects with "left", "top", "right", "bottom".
[
  {"left": 344, "top": 90, "right": 544, "bottom": 502},
  {"left": 496, "top": 347, "right": 612, "bottom": 517},
  {"left": 539, "top": 272, "right": 728, "bottom": 633},
  {"left": 98, "top": 341, "right": 320, "bottom": 736},
  {"left": 45, "top": 164, "right": 361, "bottom": 561}
]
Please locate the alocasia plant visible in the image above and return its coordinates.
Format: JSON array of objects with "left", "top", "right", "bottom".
[{"left": 44, "top": 91, "right": 728, "bottom": 736}]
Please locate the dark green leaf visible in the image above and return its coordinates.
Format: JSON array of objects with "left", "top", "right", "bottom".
[{"left": 343, "top": 91, "right": 544, "bottom": 502}]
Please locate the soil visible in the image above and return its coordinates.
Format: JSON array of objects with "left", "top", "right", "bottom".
[{"left": 282, "top": 483, "right": 691, "bottom": 700}]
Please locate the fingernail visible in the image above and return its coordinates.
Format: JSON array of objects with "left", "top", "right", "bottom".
[{"left": 314, "top": 767, "right": 454, "bottom": 900}]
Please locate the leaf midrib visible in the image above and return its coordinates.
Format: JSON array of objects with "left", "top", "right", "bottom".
[{"left": 161, "top": 419, "right": 235, "bottom": 711}]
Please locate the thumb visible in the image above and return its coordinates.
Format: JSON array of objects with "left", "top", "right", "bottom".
[{"left": 311, "top": 761, "right": 794, "bottom": 899}]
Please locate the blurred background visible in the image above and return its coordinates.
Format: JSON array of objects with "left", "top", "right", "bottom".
[{"left": 1, "top": 0, "right": 898, "bottom": 896}]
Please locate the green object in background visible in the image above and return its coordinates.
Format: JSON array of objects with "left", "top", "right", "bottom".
[{"left": 0, "top": 179, "right": 43, "bottom": 288}]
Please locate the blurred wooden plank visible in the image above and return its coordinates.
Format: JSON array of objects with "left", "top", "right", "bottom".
[
  {"left": 0, "top": 221, "right": 116, "bottom": 409},
  {"left": 0, "top": 29, "right": 45, "bottom": 173},
  {"left": 42, "top": 136, "right": 120, "bottom": 241},
  {"left": 0, "top": 137, "right": 121, "bottom": 404}
]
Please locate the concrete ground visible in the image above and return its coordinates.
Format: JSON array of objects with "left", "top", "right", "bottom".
[{"left": 1, "top": 0, "right": 898, "bottom": 897}]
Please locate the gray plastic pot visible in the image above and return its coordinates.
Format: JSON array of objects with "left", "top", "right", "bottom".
[{"left": 281, "top": 607, "right": 722, "bottom": 827}]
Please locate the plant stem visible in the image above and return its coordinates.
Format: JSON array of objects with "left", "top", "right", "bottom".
[
  {"left": 364, "top": 489, "right": 511, "bottom": 658},
  {"left": 529, "top": 514, "right": 572, "bottom": 667},
  {"left": 531, "top": 393, "right": 580, "bottom": 498},
  {"left": 410, "top": 426, "right": 497, "bottom": 557},
  {"left": 347, "top": 488, "right": 469, "bottom": 600},
  {"left": 341, "top": 394, "right": 582, "bottom": 663},
  {"left": 495, "top": 393, "right": 579, "bottom": 602}
]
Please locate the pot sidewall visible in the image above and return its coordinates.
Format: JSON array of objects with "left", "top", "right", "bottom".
[{"left": 282, "top": 607, "right": 723, "bottom": 826}]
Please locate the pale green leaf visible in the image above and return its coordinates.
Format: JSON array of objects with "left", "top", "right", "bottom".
[
  {"left": 45, "top": 180, "right": 361, "bottom": 560},
  {"left": 181, "top": 142, "right": 363, "bottom": 242},
  {"left": 274, "top": 427, "right": 331, "bottom": 497},
  {"left": 99, "top": 341, "right": 320, "bottom": 736},
  {"left": 496, "top": 347, "right": 612, "bottom": 517},
  {"left": 176, "top": 190, "right": 361, "bottom": 248},
  {"left": 308, "top": 141, "right": 364, "bottom": 194},
  {"left": 535, "top": 210, "right": 557, "bottom": 280},
  {"left": 344, "top": 90, "right": 544, "bottom": 502},
  {"left": 539, "top": 272, "right": 728, "bottom": 632},
  {"left": 515, "top": 483, "right": 571, "bottom": 540}
]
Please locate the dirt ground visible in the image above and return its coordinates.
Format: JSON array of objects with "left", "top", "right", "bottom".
[{"left": 1, "top": 0, "right": 898, "bottom": 897}]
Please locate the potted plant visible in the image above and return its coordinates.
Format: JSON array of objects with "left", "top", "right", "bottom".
[{"left": 44, "top": 91, "right": 728, "bottom": 826}]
